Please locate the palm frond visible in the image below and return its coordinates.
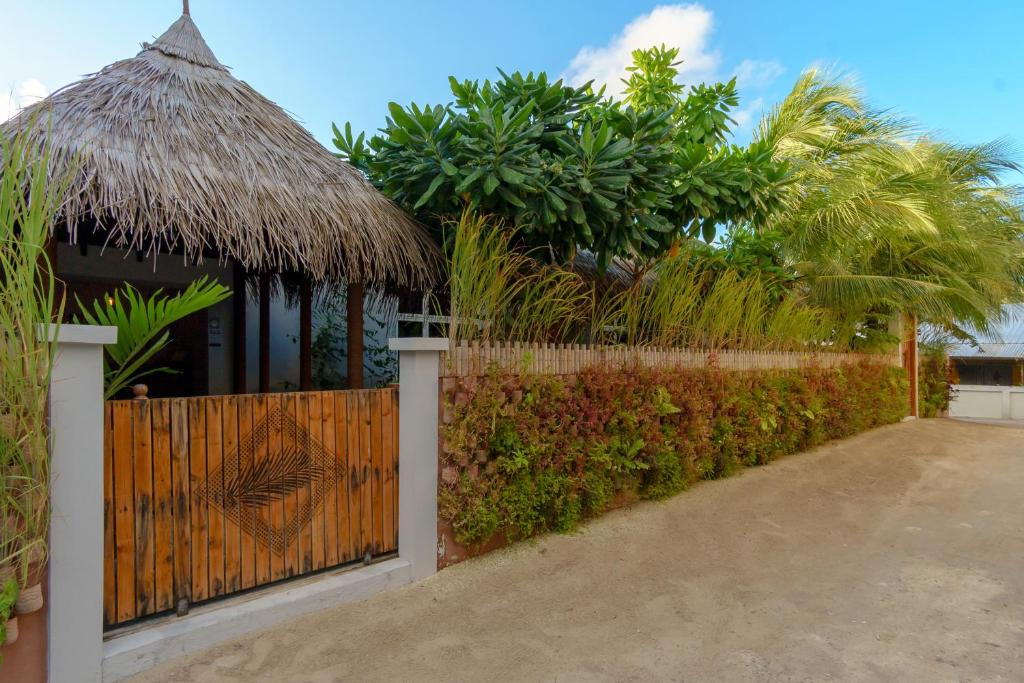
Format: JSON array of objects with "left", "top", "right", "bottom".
[{"left": 222, "top": 446, "right": 326, "bottom": 509}]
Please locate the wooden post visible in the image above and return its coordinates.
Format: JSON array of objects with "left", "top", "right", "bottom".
[
  {"left": 42, "top": 232, "right": 62, "bottom": 319},
  {"left": 902, "top": 312, "right": 919, "bottom": 417},
  {"left": 299, "top": 275, "right": 313, "bottom": 391},
  {"left": 346, "top": 281, "right": 364, "bottom": 389},
  {"left": 232, "top": 262, "right": 247, "bottom": 394},
  {"left": 258, "top": 273, "right": 271, "bottom": 393}
]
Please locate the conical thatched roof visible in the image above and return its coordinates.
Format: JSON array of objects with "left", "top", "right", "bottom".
[{"left": 2, "top": 11, "right": 439, "bottom": 287}]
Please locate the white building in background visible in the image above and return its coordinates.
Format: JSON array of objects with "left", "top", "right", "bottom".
[{"left": 948, "top": 304, "right": 1024, "bottom": 421}]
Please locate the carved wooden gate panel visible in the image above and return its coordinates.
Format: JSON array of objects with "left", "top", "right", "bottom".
[{"left": 103, "top": 389, "right": 398, "bottom": 628}]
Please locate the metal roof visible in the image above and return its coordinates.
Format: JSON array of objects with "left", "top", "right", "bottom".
[
  {"left": 950, "top": 343, "right": 1024, "bottom": 360},
  {"left": 948, "top": 304, "right": 1024, "bottom": 359}
]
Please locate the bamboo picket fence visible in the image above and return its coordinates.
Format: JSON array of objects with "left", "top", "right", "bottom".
[{"left": 441, "top": 340, "right": 900, "bottom": 378}]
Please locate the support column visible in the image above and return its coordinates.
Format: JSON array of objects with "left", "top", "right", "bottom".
[
  {"left": 902, "top": 312, "right": 919, "bottom": 418},
  {"left": 299, "top": 275, "right": 313, "bottom": 391},
  {"left": 388, "top": 337, "right": 447, "bottom": 580},
  {"left": 258, "top": 273, "right": 271, "bottom": 393},
  {"left": 232, "top": 262, "right": 247, "bottom": 394},
  {"left": 46, "top": 324, "right": 117, "bottom": 683},
  {"left": 346, "top": 282, "right": 364, "bottom": 389}
]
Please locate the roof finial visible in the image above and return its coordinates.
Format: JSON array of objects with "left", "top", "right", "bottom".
[{"left": 183, "top": 0, "right": 190, "bottom": 16}]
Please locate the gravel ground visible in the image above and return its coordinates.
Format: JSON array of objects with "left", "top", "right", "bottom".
[{"left": 130, "top": 418, "right": 1024, "bottom": 682}]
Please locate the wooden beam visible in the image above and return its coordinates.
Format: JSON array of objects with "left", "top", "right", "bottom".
[
  {"left": 258, "top": 273, "right": 271, "bottom": 393},
  {"left": 299, "top": 275, "right": 313, "bottom": 391},
  {"left": 346, "top": 282, "right": 364, "bottom": 389},
  {"left": 232, "top": 262, "right": 247, "bottom": 393}
]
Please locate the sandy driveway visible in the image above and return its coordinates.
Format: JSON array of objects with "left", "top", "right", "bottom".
[{"left": 131, "top": 418, "right": 1024, "bottom": 682}]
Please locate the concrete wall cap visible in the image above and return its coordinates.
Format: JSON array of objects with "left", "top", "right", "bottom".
[
  {"left": 40, "top": 323, "right": 118, "bottom": 345},
  {"left": 388, "top": 337, "right": 449, "bottom": 352}
]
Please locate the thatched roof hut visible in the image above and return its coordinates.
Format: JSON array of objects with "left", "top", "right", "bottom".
[{"left": 2, "top": 7, "right": 438, "bottom": 288}]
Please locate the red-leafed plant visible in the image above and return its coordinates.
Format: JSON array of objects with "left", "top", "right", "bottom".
[{"left": 440, "top": 360, "right": 907, "bottom": 548}]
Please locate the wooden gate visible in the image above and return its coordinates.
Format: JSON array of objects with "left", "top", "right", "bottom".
[{"left": 103, "top": 388, "right": 398, "bottom": 628}]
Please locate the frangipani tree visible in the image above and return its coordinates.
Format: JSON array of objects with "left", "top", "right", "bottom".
[{"left": 335, "top": 46, "right": 786, "bottom": 270}]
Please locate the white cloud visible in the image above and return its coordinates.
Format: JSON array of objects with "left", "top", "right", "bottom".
[
  {"left": 732, "top": 59, "right": 784, "bottom": 91},
  {"left": 562, "top": 4, "right": 720, "bottom": 98},
  {"left": 0, "top": 79, "right": 48, "bottom": 122},
  {"left": 731, "top": 96, "right": 764, "bottom": 129}
]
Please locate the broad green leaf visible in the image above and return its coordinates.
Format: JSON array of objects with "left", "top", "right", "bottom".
[{"left": 414, "top": 173, "right": 446, "bottom": 209}]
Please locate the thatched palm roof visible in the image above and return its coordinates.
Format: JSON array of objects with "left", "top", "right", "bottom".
[{"left": 2, "top": 10, "right": 439, "bottom": 287}]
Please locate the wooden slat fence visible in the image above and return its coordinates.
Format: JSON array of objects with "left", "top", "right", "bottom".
[
  {"left": 441, "top": 341, "right": 901, "bottom": 378},
  {"left": 103, "top": 388, "right": 399, "bottom": 628}
]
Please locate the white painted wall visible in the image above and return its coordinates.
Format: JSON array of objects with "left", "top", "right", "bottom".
[
  {"left": 1011, "top": 392, "right": 1024, "bottom": 420},
  {"left": 389, "top": 337, "right": 446, "bottom": 580},
  {"left": 949, "top": 385, "right": 1024, "bottom": 420}
]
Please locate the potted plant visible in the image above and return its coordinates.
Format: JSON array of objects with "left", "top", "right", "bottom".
[
  {"left": 0, "top": 124, "right": 68, "bottom": 631},
  {"left": 0, "top": 572, "right": 18, "bottom": 647},
  {"left": 14, "top": 544, "right": 44, "bottom": 615},
  {"left": 0, "top": 431, "right": 28, "bottom": 628}
]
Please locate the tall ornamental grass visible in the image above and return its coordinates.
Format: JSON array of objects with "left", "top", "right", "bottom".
[
  {"left": 0, "top": 125, "right": 68, "bottom": 585},
  {"left": 448, "top": 210, "right": 839, "bottom": 352},
  {"left": 447, "top": 211, "right": 590, "bottom": 346}
]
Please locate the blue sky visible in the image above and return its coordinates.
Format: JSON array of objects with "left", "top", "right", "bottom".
[{"left": 3, "top": 1, "right": 1021, "bottom": 159}]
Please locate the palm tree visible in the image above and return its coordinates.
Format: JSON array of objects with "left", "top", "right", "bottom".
[{"left": 753, "top": 70, "right": 1024, "bottom": 345}]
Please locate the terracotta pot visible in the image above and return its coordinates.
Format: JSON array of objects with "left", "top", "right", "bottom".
[
  {"left": 25, "top": 546, "right": 46, "bottom": 585},
  {"left": 3, "top": 616, "right": 17, "bottom": 645},
  {"left": 15, "top": 583, "right": 42, "bottom": 615}
]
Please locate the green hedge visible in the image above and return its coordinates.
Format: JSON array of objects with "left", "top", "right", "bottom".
[{"left": 440, "top": 360, "right": 907, "bottom": 546}]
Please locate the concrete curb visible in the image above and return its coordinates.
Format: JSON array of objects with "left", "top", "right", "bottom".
[{"left": 102, "top": 558, "right": 412, "bottom": 681}]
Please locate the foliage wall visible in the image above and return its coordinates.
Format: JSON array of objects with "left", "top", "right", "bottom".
[
  {"left": 440, "top": 360, "right": 907, "bottom": 557},
  {"left": 919, "top": 344, "right": 953, "bottom": 418}
]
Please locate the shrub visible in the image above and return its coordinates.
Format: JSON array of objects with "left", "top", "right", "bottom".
[
  {"left": 919, "top": 343, "right": 953, "bottom": 418},
  {"left": 441, "top": 360, "right": 907, "bottom": 547}
]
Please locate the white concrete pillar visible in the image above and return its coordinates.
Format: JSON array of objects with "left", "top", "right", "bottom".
[
  {"left": 46, "top": 324, "right": 117, "bottom": 683},
  {"left": 388, "top": 337, "right": 447, "bottom": 581}
]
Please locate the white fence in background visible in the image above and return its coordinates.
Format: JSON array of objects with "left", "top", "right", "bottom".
[{"left": 949, "top": 385, "right": 1024, "bottom": 421}]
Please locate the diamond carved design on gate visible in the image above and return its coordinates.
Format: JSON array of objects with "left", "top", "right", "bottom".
[{"left": 193, "top": 405, "right": 343, "bottom": 556}]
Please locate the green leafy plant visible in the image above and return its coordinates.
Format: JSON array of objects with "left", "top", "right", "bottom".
[
  {"left": 919, "top": 338, "right": 954, "bottom": 418},
  {"left": 0, "top": 574, "right": 17, "bottom": 655},
  {"left": 335, "top": 46, "right": 785, "bottom": 267},
  {"left": 74, "top": 277, "right": 231, "bottom": 399}
]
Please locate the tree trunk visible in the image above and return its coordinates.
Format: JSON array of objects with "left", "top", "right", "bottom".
[
  {"left": 299, "top": 275, "right": 312, "bottom": 391},
  {"left": 346, "top": 282, "right": 364, "bottom": 389},
  {"left": 902, "top": 312, "right": 919, "bottom": 417},
  {"left": 258, "top": 273, "right": 271, "bottom": 393},
  {"left": 232, "top": 261, "right": 247, "bottom": 393}
]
